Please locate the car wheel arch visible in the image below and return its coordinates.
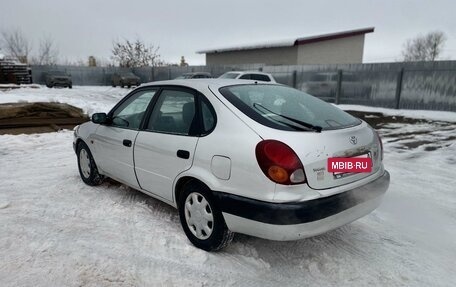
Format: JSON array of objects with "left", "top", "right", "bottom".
[
  {"left": 76, "top": 138, "right": 96, "bottom": 162},
  {"left": 174, "top": 176, "right": 212, "bottom": 206},
  {"left": 75, "top": 138, "right": 86, "bottom": 150},
  {"left": 77, "top": 137, "right": 106, "bottom": 173}
]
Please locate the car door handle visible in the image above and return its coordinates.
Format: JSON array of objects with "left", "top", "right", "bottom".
[
  {"left": 123, "top": 139, "right": 132, "bottom": 147},
  {"left": 177, "top": 150, "right": 190, "bottom": 159}
]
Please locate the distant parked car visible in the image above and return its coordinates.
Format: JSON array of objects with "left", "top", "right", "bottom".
[
  {"left": 219, "top": 71, "right": 276, "bottom": 82},
  {"left": 175, "top": 72, "right": 212, "bottom": 79},
  {"left": 112, "top": 72, "right": 141, "bottom": 88},
  {"left": 45, "top": 71, "right": 72, "bottom": 88}
]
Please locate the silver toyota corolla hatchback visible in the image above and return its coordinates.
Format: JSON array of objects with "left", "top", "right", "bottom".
[{"left": 74, "top": 79, "right": 390, "bottom": 251}]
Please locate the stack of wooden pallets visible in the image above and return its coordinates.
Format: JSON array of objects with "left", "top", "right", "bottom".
[{"left": 0, "top": 58, "right": 32, "bottom": 84}]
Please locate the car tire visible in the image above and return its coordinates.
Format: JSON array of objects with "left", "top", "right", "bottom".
[
  {"left": 77, "top": 141, "right": 104, "bottom": 186},
  {"left": 127, "top": 85, "right": 131, "bottom": 88},
  {"left": 69, "top": 84, "right": 72, "bottom": 89},
  {"left": 46, "top": 84, "right": 53, "bottom": 88},
  {"left": 178, "top": 180, "right": 234, "bottom": 251},
  {"left": 120, "top": 81, "right": 124, "bottom": 88}
]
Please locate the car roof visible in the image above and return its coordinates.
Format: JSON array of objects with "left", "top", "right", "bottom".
[
  {"left": 183, "top": 72, "right": 211, "bottom": 75},
  {"left": 223, "top": 71, "right": 273, "bottom": 76},
  {"left": 140, "top": 79, "right": 278, "bottom": 91}
]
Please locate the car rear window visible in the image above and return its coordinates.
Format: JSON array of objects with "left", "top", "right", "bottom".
[
  {"left": 250, "top": 74, "right": 271, "bottom": 82},
  {"left": 218, "top": 84, "right": 361, "bottom": 131}
]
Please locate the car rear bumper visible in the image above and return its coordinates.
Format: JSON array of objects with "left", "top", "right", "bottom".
[{"left": 214, "top": 170, "right": 390, "bottom": 241}]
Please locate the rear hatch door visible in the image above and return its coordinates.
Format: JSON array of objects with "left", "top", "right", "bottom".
[{"left": 255, "top": 121, "right": 382, "bottom": 190}]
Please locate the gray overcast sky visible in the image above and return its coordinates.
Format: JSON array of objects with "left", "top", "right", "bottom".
[{"left": 1, "top": 0, "right": 455, "bottom": 65}]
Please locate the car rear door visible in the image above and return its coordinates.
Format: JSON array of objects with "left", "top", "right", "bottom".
[
  {"left": 92, "top": 87, "right": 159, "bottom": 188},
  {"left": 134, "top": 87, "right": 200, "bottom": 202}
]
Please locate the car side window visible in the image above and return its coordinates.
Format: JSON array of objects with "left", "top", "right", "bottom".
[
  {"left": 201, "top": 97, "right": 216, "bottom": 134},
  {"left": 111, "top": 89, "right": 158, "bottom": 129},
  {"left": 239, "top": 74, "right": 251, "bottom": 80},
  {"left": 251, "top": 74, "right": 271, "bottom": 82},
  {"left": 147, "top": 89, "right": 196, "bottom": 135}
]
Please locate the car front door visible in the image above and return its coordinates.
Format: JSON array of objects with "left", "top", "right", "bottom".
[
  {"left": 93, "top": 87, "right": 158, "bottom": 188},
  {"left": 134, "top": 87, "right": 200, "bottom": 202}
]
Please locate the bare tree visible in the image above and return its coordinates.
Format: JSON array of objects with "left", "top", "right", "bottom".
[
  {"left": 111, "top": 38, "right": 161, "bottom": 67},
  {"left": 31, "top": 36, "right": 59, "bottom": 65},
  {"left": 402, "top": 31, "right": 446, "bottom": 62},
  {"left": 1, "top": 28, "right": 32, "bottom": 63}
]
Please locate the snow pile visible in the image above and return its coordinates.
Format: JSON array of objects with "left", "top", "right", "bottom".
[{"left": 338, "top": 104, "right": 456, "bottom": 123}]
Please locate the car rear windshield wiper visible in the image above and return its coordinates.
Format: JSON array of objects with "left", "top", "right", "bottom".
[{"left": 253, "top": 103, "right": 322, "bottom": 133}]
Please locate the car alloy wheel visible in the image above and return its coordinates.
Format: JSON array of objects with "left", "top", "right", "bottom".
[
  {"left": 79, "top": 148, "right": 91, "bottom": 178},
  {"left": 76, "top": 142, "right": 104, "bottom": 186},
  {"left": 184, "top": 192, "right": 214, "bottom": 240},
  {"left": 178, "top": 180, "right": 233, "bottom": 251}
]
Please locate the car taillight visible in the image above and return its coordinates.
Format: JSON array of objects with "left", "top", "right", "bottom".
[
  {"left": 375, "top": 131, "right": 384, "bottom": 161},
  {"left": 255, "top": 140, "right": 306, "bottom": 185}
]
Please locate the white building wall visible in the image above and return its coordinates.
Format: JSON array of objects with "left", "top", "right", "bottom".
[
  {"left": 297, "top": 35, "right": 365, "bottom": 65},
  {"left": 206, "top": 46, "right": 297, "bottom": 66}
]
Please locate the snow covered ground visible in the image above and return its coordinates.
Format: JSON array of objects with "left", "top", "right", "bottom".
[
  {"left": 1, "top": 86, "right": 455, "bottom": 286},
  {"left": 0, "top": 86, "right": 125, "bottom": 116}
]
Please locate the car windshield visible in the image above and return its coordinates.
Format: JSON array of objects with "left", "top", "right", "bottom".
[
  {"left": 219, "top": 72, "right": 240, "bottom": 79},
  {"left": 195, "top": 74, "right": 211, "bottom": 78},
  {"left": 218, "top": 84, "right": 361, "bottom": 131},
  {"left": 175, "top": 74, "right": 194, "bottom": 79}
]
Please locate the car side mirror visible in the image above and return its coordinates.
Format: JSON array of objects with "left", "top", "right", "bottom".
[{"left": 92, "top": 113, "right": 108, "bottom": 124}]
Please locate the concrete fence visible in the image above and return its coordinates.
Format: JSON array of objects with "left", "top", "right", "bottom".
[{"left": 31, "top": 61, "right": 456, "bottom": 111}]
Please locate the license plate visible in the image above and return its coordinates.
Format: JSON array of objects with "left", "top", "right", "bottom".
[{"left": 328, "top": 153, "right": 372, "bottom": 175}]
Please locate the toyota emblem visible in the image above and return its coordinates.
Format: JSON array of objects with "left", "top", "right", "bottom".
[{"left": 349, "top": 136, "right": 358, "bottom": 145}]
